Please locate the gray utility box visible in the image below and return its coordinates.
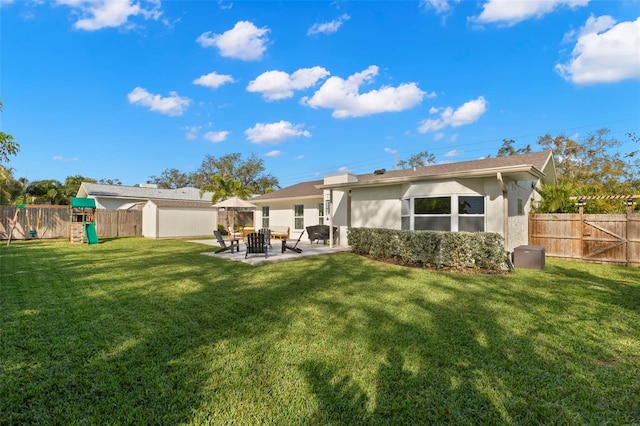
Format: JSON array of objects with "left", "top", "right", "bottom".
[{"left": 513, "top": 245, "right": 545, "bottom": 269}]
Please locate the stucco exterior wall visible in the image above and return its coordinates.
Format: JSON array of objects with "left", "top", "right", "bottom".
[
  {"left": 142, "top": 204, "right": 217, "bottom": 239},
  {"left": 350, "top": 185, "right": 402, "bottom": 229},
  {"left": 254, "top": 198, "right": 323, "bottom": 241},
  {"left": 142, "top": 202, "right": 157, "bottom": 238}
]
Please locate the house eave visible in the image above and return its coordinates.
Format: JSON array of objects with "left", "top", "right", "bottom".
[{"left": 316, "top": 165, "right": 547, "bottom": 190}]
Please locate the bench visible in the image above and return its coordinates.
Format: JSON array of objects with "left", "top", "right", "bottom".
[
  {"left": 306, "top": 225, "right": 337, "bottom": 244},
  {"left": 270, "top": 226, "right": 290, "bottom": 240}
]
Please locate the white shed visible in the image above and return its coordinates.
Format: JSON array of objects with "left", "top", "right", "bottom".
[{"left": 142, "top": 199, "right": 217, "bottom": 239}]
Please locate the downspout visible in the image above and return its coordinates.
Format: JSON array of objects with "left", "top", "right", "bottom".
[
  {"left": 329, "top": 189, "right": 334, "bottom": 249},
  {"left": 497, "top": 172, "right": 508, "bottom": 251}
]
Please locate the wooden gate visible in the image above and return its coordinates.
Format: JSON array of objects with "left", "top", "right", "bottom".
[{"left": 529, "top": 197, "right": 640, "bottom": 267}]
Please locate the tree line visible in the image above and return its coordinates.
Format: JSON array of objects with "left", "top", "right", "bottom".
[{"left": 1, "top": 98, "right": 638, "bottom": 212}]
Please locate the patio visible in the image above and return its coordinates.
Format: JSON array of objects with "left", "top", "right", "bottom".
[{"left": 193, "top": 238, "right": 351, "bottom": 265}]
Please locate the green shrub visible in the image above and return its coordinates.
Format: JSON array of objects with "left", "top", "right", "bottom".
[{"left": 348, "top": 227, "right": 506, "bottom": 271}]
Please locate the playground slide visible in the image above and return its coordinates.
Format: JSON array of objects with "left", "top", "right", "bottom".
[{"left": 84, "top": 222, "right": 99, "bottom": 245}]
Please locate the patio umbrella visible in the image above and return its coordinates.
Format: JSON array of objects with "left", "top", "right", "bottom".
[{"left": 212, "top": 197, "right": 257, "bottom": 235}]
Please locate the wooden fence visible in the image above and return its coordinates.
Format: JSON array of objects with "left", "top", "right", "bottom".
[
  {"left": 529, "top": 212, "right": 640, "bottom": 267},
  {"left": 1, "top": 205, "right": 142, "bottom": 240}
]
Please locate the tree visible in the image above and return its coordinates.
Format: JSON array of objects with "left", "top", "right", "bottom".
[
  {"left": 97, "top": 178, "right": 122, "bottom": 185},
  {"left": 496, "top": 139, "right": 531, "bottom": 157},
  {"left": 533, "top": 128, "right": 639, "bottom": 213},
  {"left": 26, "top": 179, "right": 66, "bottom": 204},
  {"left": 148, "top": 168, "right": 194, "bottom": 189},
  {"left": 0, "top": 165, "right": 14, "bottom": 204},
  {"left": 200, "top": 174, "right": 252, "bottom": 203},
  {"left": 192, "top": 153, "right": 279, "bottom": 194},
  {"left": 397, "top": 150, "right": 435, "bottom": 169},
  {"left": 0, "top": 100, "right": 19, "bottom": 163},
  {"left": 63, "top": 175, "right": 96, "bottom": 201}
]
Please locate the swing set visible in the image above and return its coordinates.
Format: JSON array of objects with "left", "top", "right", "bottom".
[{"left": 5, "top": 204, "right": 52, "bottom": 246}]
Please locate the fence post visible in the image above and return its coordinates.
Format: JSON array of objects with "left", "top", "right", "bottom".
[{"left": 578, "top": 201, "right": 585, "bottom": 261}]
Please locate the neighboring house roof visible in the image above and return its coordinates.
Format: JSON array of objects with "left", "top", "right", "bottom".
[
  {"left": 319, "top": 150, "right": 556, "bottom": 190},
  {"left": 147, "top": 199, "right": 216, "bottom": 209},
  {"left": 77, "top": 183, "right": 214, "bottom": 202},
  {"left": 251, "top": 151, "right": 555, "bottom": 201},
  {"left": 251, "top": 180, "right": 324, "bottom": 203}
]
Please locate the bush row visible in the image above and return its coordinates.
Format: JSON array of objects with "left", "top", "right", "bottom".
[{"left": 347, "top": 227, "right": 506, "bottom": 270}]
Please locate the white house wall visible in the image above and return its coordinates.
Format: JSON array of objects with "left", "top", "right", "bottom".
[
  {"left": 142, "top": 202, "right": 158, "bottom": 238},
  {"left": 156, "top": 208, "right": 217, "bottom": 238},
  {"left": 255, "top": 198, "right": 323, "bottom": 241},
  {"left": 506, "top": 178, "right": 538, "bottom": 250},
  {"left": 350, "top": 185, "right": 402, "bottom": 229}
]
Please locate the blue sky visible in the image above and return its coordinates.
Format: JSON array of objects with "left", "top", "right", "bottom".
[{"left": 2, "top": 0, "right": 639, "bottom": 189}]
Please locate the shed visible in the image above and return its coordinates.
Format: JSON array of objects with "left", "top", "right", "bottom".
[{"left": 142, "top": 199, "right": 217, "bottom": 239}]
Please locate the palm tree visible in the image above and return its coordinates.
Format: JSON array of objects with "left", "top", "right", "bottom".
[{"left": 201, "top": 175, "right": 252, "bottom": 203}]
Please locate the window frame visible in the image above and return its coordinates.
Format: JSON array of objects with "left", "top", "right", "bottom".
[
  {"left": 294, "top": 204, "right": 304, "bottom": 230},
  {"left": 402, "top": 194, "right": 486, "bottom": 232},
  {"left": 261, "top": 206, "right": 269, "bottom": 229}
]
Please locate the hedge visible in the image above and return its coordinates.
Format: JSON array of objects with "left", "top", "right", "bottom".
[{"left": 347, "top": 227, "right": 506, "bottom": 270}]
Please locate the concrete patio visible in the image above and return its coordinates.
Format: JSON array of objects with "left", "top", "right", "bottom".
[{"left": 192, "top": 238, "right": 351, "bottom": 265}]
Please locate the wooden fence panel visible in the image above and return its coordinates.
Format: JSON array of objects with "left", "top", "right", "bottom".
[
  {"left": 529, "top": 213, "right": 640, "bottom": 267},
  {"left": 1, "top": 206, "right": 142, "bottom": 240}
]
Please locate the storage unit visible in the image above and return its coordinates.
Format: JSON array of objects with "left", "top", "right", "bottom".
[{"left": 513, "top": 245, "right": 545, "bottom": 269}]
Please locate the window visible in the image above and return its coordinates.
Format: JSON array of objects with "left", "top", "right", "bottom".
[
  {"left": 414, "top": 196, "right": 451, "bottom": 231},
  {"left": 318, "top": 203, "right": 324, "bottom": 225},
  {"left": 517, "top": 199, "right": 524, "bottom": 215},
  {"left": 458, "top": 196, "right": 485, "bottom": 232},
  {"left": 403, "top": 195, "right": 485, "bottom": 232},
  {"left": 262, "top": 206, "right": 269, "bottom": 228},
  {"left": 294, "top": 204, "right": 304, "bottom": 230}
]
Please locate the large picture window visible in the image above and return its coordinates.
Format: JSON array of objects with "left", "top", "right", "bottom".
[
  {"left": 403, "top": 195, "right": 485, "bottom": 232},
  {"left": 294, "top": 204, "right": 304, "bottom": 230}
]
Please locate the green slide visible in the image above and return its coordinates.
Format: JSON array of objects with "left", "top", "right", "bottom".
[{"left": 84, "top": 222, "right": 99, "bottom": 245}]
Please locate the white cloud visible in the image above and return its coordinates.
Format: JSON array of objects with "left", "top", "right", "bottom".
[
  {"left": 471, "top": 0, "right": 589, "bottom": 26},
  {"left": 52, "top": 155, "right": 79, "bottom": 162},
  {"left": 204, "top": 130, "right": 229, "bottom": 143},
  {"left": 384, "top": 147, "right": 397, "bottom": 154},
  {"left": 444, "top": 149, "right": 463, "bottom": 157},
  {"left": 294, "top": 155, "right": 304, "bottom": 160},
  {"left": 556, "top": 16, "right": 640, "bottom": 84},
  {"left": 182, "top": 125, "right": 200, "bottom": 140},
  {"left": 418, "top": 96, "right": 487, "bottom": 133},
  {"left": 307, "top": 14, "right": 350, "bottom": 35},
  {"left": 301, "top": 65, "right": 426, "bottom": 118},
  {"left": 337, "top": 166, "right": 349, "bottom": 173},
  {"left": 55, "top": 0, "right": 162, "bottom": 31},
  {"left": 193, "top": 72, "right": 235, "bottom": 89},
  {"left": 265, "top": 150, "right": 282, "bottom": 157},
  {"left": 127, "top": 87, "right": 190, "bottom": 116},
  {"left": 196, "top": 21, "right": 269, "bottom": 61},
  {"left": 245, "top": 121, "right": 311, "bottom": 144},
  {"left": 247, "top": 67, "right": 330, "bottom": 100},
  {"left": 420, "top": 0, "right": 460, "bottom": 15}
]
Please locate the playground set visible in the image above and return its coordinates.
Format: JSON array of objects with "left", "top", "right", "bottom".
[
  {"left": 4, "top": 199, "right": 99, "bottom": 245},
  {"left": 69, "top": 197, "right": 99, "bottom": 244}
]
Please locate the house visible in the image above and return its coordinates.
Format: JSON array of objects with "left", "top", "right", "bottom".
[
  {"left": 76, "top": 182, "right": 213, "bottom": 210},
  {"left": 76, "top": 182, "right": 217, "bottom": 239},
  {"left": 251, "top": 151, "right": 556, "bottom": 251}
]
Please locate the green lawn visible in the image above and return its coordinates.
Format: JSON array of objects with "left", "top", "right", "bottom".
[{"left": 1, "top": 238, "right": 639, "bottom": 425}]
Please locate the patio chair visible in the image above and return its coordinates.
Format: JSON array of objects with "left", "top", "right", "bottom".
[
  {"left": 282, "top": 230, "right": 304, "bottom": 253},
  {"left": 213, "top": 230, "right": 239, "bottom": 254},
  {"left": 258, "top": 228, "right": 272, "bottom": 248},
  {"left": 245, "top": 232, "right": 268, "bottom": 258}
]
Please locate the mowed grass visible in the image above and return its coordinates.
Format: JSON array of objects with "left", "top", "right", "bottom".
[{"left": 1, "top": 238, "right": 639, "bottom": 425}]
